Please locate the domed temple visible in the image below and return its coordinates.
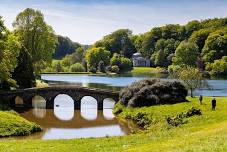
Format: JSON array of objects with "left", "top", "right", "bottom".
[{"left": 132, "top": 53, "right": 150, "bottom": 67}]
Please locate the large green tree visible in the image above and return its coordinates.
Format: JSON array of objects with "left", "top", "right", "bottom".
[
  {"left": 94, "top": 29, "right": 136, "bottom": 58},
  {"left": 12, "top": 8, "right": 56, "bottom": 88},
  {"left": 85, "top": 47, "right": 110, "bottom": 70},
  {"left": 0, "top": 17, "right": 21, "bottom": 89},
  {"left": 173, "top": 41, "right": 199, "bottom": 67}
]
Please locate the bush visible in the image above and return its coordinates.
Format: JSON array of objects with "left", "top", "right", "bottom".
[
  {"left": 166, "top": 107, "right": 201, "bottom": 127},
  {"left": 89, "top": 67, "right": 97, "bottom": 73},
  {"left": 110, "top": 53, "right": 132, "bottom": 72},
  {"left": 70, "top": 63, "right": 85, "bottom": 72},
  {"left": 98, "top": 60, "right": 105, "bottom": 73},
  {"left": 111, "top": 65, "right": 120, "bottom": 73},
  {"left": 120, "top": 57, "right": 133, "bottom": 72},
  {"left": 119, "top": 79, "right": 188, "bottom": 107}
]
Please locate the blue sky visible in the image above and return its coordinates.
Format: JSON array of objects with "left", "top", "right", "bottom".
[{"left": 0, "top": 0, "right": 227, "bottom": 44}]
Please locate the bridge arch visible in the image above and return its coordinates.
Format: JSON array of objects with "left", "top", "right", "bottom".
[
  {"left": 81, "top": 96, "right": 98, "bottom": 120},
  {"left": 103, "top": 98, "right": 115, "bottom": 120},
  {"left": 54, "top": 94, "right": 74, "bottom": 121},
  {"left": 15, "top": 96, "right": 24, "bottom": 107},
  {"left": 32, "top": 95, "right": 46, "bottom": 109}
]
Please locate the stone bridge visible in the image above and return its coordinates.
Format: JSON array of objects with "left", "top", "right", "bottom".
[{"left": 0, "top": 86, "right": 120, "bottom": 110}]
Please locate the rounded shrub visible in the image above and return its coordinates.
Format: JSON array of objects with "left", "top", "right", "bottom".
[
  {"left": 119, "top": 78, "right": 188, "bottom": 107},
  {"left": 111, "top": 65, "right": 120, "bottom": 73},
  {"left": 70, "top": 63, "right": 85, "bottom": 72}
]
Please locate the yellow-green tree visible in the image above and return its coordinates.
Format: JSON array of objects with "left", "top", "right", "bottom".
[
  {"left": 85, "top": 47, "right": 110, "bottom": 71},
  {"left": 176, "top": 66, "right": 208, "bottom": 97},
  {"left": 0, "top": 16, "right": 21, "bottom": 88}
]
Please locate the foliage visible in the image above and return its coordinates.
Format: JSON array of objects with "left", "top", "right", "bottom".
[
  {"left": 166, "top": 107, "right": 202, "bottom": 127},
  {"left": 119, "top": 79, "right": 187, "bottom": 107},
  {"left": 12, "top": 47, "right": 35, "bottom": 88},
  {"left": 202, "top": 28, "right": 227, "bottom": 63},
  {"left": 0, "top": 18, "right": 21, "bottom": 88},
  {"left": 13, "top": 8, "right": 56, "bottom": 76},
  {"left": 175, "top": 66, "right": 208, "bottom": 97},
  {"left": 0, "top": 111, "right": 42, "bottom": 137},
  {"left": 70, "top": 63, "right": 85, "bottom": 72},
  {"left": 173, "top": 41, "right": 199, "bottom": 67},
  {"left": 111, "top": 65, "right": 120, "bottom": 73},
  {"left": 98, "top": 61, "right": 105, "bottom": 73},
  {"left": 94, "top": 29, "right": 136, "bottom": 58},
  {"left": 54, "top": 35, "right": 81, "bottom": 59},
  {"left": 85, "top": 47, "right": 110, "bottom": 71},
  {"left": 208, "top": 56, "right": 227, "bottom": 76},
  {"left": 110, "top": 53, "right": 132, "bottom": 72}
]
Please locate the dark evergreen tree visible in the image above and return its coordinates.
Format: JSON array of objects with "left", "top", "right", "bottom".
[{"left": 12, "top": 47, "right": 35, "bottom": 89}]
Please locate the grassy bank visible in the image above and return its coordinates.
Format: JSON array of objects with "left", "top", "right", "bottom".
[
  {"left": 0, "top": 97, "right": 227, "bottom": 151},
  {"left": 130, "top": 67, "right": 167, "bottom": 76},
  {"left": 0, "top": 111, "right": 42, "bottom": 137}
]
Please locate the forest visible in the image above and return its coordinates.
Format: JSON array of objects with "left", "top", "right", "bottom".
[{"left": 52, "top": 17, "right": 227, "bottom": 77}]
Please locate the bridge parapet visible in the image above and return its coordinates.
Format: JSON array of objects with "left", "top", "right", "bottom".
[{"left": 0, "top": 86, "right": 120, "bottom": 110}]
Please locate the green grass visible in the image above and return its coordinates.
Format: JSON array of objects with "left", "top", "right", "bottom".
[
  {"left": 0, "top": 111, "right": 42, "bottom": 137},
  {"left": 0, "top": 97, "right": 227, "bottom": 152},
  {"left": 130, "top": 67, "right": 166, "bottom": 76}
]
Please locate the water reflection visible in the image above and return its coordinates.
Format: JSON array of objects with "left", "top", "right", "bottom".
[
  {"left": 81, "top": 96, "right": 97, "bottom": 120},
  {"left": 32, "top": 96, "right": 46, "bottom": 108},
  {"left": 54, "top": 94, "right": 74, "bottom": 121},
  {"left": 15, "top": 96, "right": 23, "bottom": 106},
  {"left": 103, "top": 98, "right": 115, "bottom": 120},
  {"left": 13, "top": 94, "right": 132, "bottom": 140}
]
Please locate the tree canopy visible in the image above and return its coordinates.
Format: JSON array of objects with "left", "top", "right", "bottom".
[{"left": 13, "top": 8, "right": 56, "bottom": 74}]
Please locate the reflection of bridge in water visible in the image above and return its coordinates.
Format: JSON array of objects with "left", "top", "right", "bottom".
[
  {"left": 0, "top": 86, "right": 120, "bottom": 110},
  {"left": 19, "top": 109, "right": 117, "bottom": 128}
]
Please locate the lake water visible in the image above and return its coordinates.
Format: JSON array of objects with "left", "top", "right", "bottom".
[
  {"left": 42, "top": 74, "right": 227, "bottom": 96},
  {"left": 13, "top": 74, "right": 227, "bottom": 140},
  {"left": 14, "top": 95, "right": 131, "bottom": 140}
]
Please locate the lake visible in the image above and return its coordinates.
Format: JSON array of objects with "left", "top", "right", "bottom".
[{"left": 12, "top": 74, "right": 227, "bottom": 140}]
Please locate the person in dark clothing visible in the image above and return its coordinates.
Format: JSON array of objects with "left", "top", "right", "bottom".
[
  {"left": 212, "top": 98, "right": 216, "bottom": 111},
  {"left": 199, "top": 95, "right": 203, "bottom": 105}
]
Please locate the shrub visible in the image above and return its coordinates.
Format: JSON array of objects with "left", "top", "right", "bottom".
[
  {"left": 70, "top": 63, "right": 85, "bottom": 72},
  {"left": 120, "top": 57, "right": 133, "bottom": 72},
  {"left": 89, "top": 67, "right": 97, "bottom": 73},
  {"left": 166, "top": 107, "right": 202, "bottom": 127},
  {"left": 119, "top": 79, "right": 188, "bottom": 107},
  {"left": 98, "top": 60, "right": 105, "bottom": 73},
  {"left": 111, "top": 65, "right": 120, "bottom": 73}
]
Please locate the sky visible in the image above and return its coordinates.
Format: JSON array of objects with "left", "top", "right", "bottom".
[{"left": 0, "top": 0, "right": 227, "bottom": 44}]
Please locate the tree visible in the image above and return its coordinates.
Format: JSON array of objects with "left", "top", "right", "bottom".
[
  {"left": 0, "top": 17, "right": 21, "bottom": 88},
  {"left": 54, "top": 35, "right": 81, "bottom": 59},
  {"left": 98, "top": 61, "right": 105, "bottom": 73},
  {"left": 85, "top": 47, "right": 110, "bottom": 70},
  {"left": 12, "top": 8, "right": 56, "bottom": 88},
  {"left": 173, "top": 41, "right": 199, "bottom": 67},
  {"left": 176, "top": 66, "right": 208, "bottom": 97},
  {"left": 12, "top": 47, "right": 35, "bottom": 88},
  {"left": 208, "top": 56, "right": 227, "bottom": 76},
  {"left": 110, "top": 53, "right": 132, "bottom": 72},
  {"left": 154, "top": 49, "right": 166, "bottom": 67},
  {"left": 202, "top": 29, "right": 227, "bottom": 63},
  {"left": 94, "top": 29, "right": 136, "bottom": 58},
  {"left": 70, "top": 63, "right": 85, "bottom": 72}
]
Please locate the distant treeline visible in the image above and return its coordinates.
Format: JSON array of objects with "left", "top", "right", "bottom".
[{"left": 54, "top": 17, "right": 227, "bottom": 75}]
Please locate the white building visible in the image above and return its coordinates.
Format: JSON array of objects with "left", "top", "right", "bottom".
[{"left": 132, "top": 53, "right": 150, "bottom": 67}]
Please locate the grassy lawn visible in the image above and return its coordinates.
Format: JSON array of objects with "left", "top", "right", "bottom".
[
  {"left": 0, "top": 97, "right": 227, "bottom": 152},
  {"left": 130, "top": 67, "right": 166, "bottom": 76},
  {"left": 0, "top": 111, "right": 41, "bottom": 137}
]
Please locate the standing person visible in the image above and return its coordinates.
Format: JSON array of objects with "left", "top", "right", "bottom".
[
  {"left": 212, "top": 98, "right": 216, "bottom": 111},
  {"left": 199, "top": 95, "right": 203, "bottom": 105}
]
